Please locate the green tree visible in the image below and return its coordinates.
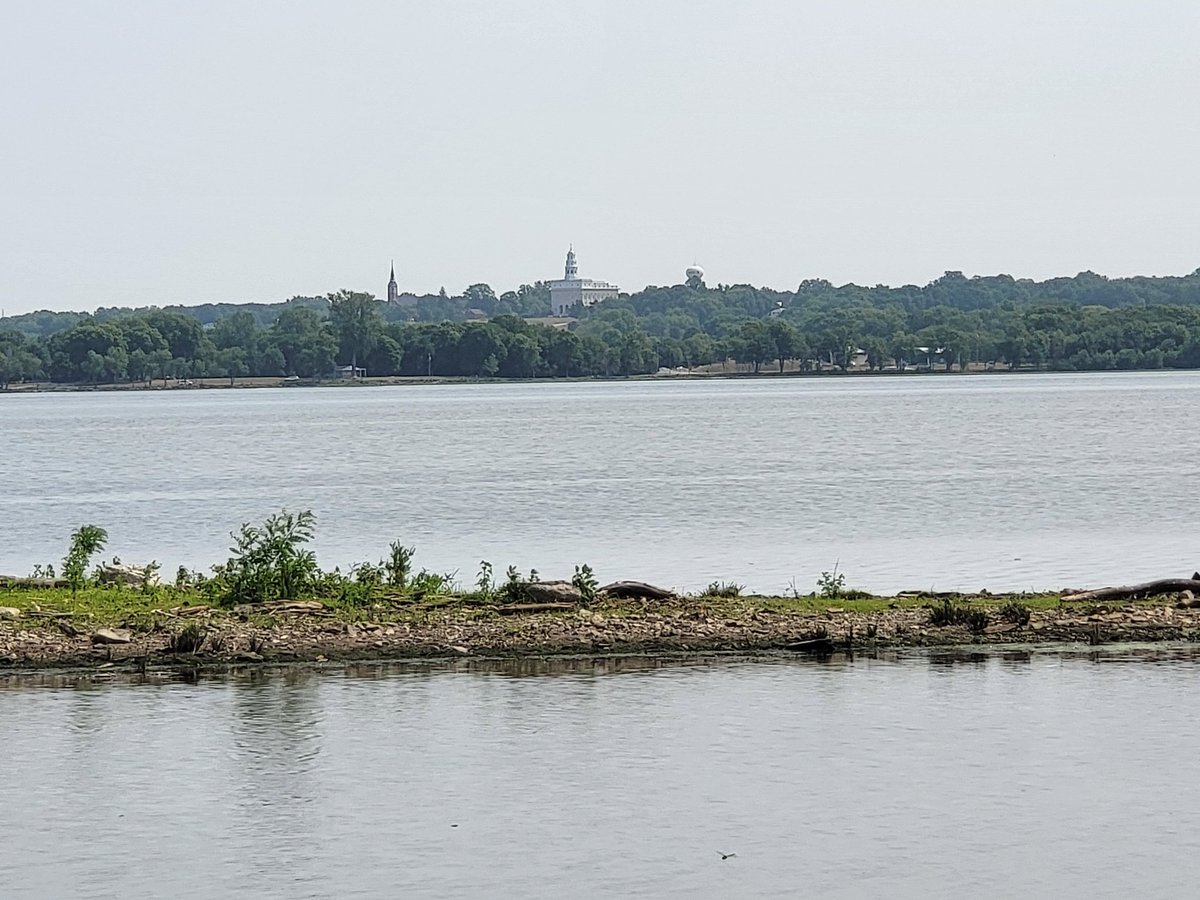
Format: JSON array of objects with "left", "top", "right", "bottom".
[{"left": 327, "top": 290, "right": 382, "bottom": 376}]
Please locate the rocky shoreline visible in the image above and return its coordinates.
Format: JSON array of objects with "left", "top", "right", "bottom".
[{"left": 4, "top": 595, "right": 1200, "bottom": 673}]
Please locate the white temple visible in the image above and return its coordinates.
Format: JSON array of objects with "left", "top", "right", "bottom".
[{"left": 547, "top": 247, "right": 619, "bottom": 316}]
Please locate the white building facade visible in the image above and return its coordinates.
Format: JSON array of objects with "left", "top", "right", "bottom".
[{"left": 547, "top": 247, "right": 619, "bottom": 316}]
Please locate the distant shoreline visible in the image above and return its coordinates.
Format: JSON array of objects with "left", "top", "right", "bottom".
[{"left": 0, "top": 364, "right": 1169, "bottom": 395}]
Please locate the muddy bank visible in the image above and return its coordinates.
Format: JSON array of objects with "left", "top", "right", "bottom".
[{"left": 4, "top": 598, "right": 1200, "bottom": 673}]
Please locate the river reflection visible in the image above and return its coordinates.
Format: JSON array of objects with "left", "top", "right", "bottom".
[{"left": 4, "top": 649, "right": 1200, "bottom": 898}]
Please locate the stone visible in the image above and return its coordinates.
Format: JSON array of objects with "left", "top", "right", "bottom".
[
  {"left": 91, "top": 628, "right": 132, "bottom": 645},
  {"left": 450, "top": 645, "right": 471, "bottom": 655},
  {"left": 524, "top": 581, "right": 583, "bottom": 604},
  {"left": 98, "top": 563, "right": 160, "bottom": 589},
  {"left": 0, "top": 607, "right": 21, "bottom": 621}
]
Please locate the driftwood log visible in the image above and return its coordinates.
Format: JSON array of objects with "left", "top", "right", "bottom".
[
  {"left": 598, "top": 581, "right": 675, "bottom": 600},
  {"left": 1061, "top": 578, "right": 1200, "bottom": 604},
  {"left": 0, "top": 576, "right": 69, "bottom": 589}
]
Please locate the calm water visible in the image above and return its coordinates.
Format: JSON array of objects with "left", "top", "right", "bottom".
[
  {"left": 1, "top": 372, "right": 1197, "bottom": 593},
  {"left": 4, "top": 650, "right": 1200, "bottom": 899}
]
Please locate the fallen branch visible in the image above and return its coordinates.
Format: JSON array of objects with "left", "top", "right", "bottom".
[
  {"left": 598, "top": 581, "right": 675, "bottom": 600},
  {"left": 1061, "top": 578, "right": 1200, "bottom": 604}
]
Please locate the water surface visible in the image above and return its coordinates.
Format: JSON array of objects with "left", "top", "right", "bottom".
[
  {"left": 3, "top": 650, "right": 1199, "bottom": 899},
  {"left": 2, "top": 372, "right": 1196, "bottom": 592}
]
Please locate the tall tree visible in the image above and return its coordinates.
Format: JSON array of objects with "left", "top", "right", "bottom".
[{"left": 327, "top": 290, "right": 382, "bottom": 376}]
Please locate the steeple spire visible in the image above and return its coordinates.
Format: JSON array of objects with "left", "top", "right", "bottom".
[
  {"left": 387, "top": 260, "right": 398, "bottom": 304},
  {"left": 565, "top": 245, "right": 578, "bottom": 280}
]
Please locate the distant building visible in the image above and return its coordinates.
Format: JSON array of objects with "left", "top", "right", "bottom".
[
  {"left": 386, "top": 262, "right": 398, "bottom": 304},
  {"left": 547, "top": 247, "right": 619, "bottom": 316}
]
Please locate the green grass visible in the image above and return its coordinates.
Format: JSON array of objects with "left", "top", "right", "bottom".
[{"left": 0, "top": 583, "right": 1114, "bottom": 630}]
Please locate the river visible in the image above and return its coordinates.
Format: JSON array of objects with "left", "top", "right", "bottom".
[
  {"left": 1, "top": 372, "right": 1196, "bottom": 593},
  {"left": 3, "top": 649, "right": 1200, "bottom": 899}
]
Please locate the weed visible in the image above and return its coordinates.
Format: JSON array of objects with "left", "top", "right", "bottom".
[
  {"left": 63, "top": 525, "right": 108, "bottom": 597},
  {"left": 572, "top": 564, "right": 598, "bottom": 603},
  {"left": 476, "top": 560, "right": 494, "bottom": 598},
  {"left": 928, "top": 598, "right": 989, "bottom": 633},
  {"left": 30, "top": 563, "right": 57, "bottom": 580},
  {"left": 216, "top": 509, "right": 319, "bottom": 605},
  {"left": 385, "top": 541, "right": 415, "bottom": 588},
  {"left": 141, "top": 560, "right": 161, "bottom": 596},
  {"left": 816, "top": 564, "right": 846, "bottom": 600},
  {"left": 704, "top": 581, "right": 745, "bottom": 599},
  {"left": 166, "top": 622, "right": 206, "bottom": 654}
]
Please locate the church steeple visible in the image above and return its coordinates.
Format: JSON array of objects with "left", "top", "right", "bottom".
[
  {"left": 564, "top": 245, "right": 578, "bottom": 280},
  {"left": 387, "top": 260, "right": 398, "bottom": 304}
]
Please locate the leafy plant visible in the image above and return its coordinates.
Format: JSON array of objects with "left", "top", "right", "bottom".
[
  {"left": 572, "top": 564, "right": 598, "bottom": 603},
  {"left": 141, "top": 560, "right": 161, "bottom": 596},
  {"left": 816, "top": 564, "right": 846, "bottom": 600},
  {"left": 476, "top": 560, "right": 494, "bottom": 598},
  {"left": 500, "top": 565, "right": 542, "bottom": 603},
  {"left": 62, "top": 524, "right": 108, "bottom": 596},
  {"left": 30, "top": 563, "right": 56, "bottom": 580},
  {"left": 410, "top": 569, "right": 453, "bottom": 600},
  {"left": 216, "top": 509, "right": 319, "bottom": 605},
  {"left": 385, "top": 541, "right": 415, "bottom": 588}
]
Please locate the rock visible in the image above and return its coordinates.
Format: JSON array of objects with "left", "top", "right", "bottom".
[
  {"left": 450, "top": 645, "right": 471, "bottom": 655},
  {"left": 91, "top": 628, "right": 132, "bottom": 645},
  {"left": 98, "top": 563, "right": 160, "bottom": 589},
  {"left": 235, "top": 651, "right": 263, "bottom": 662},
  {"left": 0, "top": 607, "right": 21, "bottom": 620},
  {"left": 983, "top": 623, "right": 1017, "bottom": 635},
  {"left": 1177, "top": 590, "right": 1200, "bottom": 609},
  {"left": 524, "top": 581, "right": 583, "bottom": 604}
]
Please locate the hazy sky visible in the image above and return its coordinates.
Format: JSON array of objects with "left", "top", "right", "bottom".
[{"left": 4, "top": 0, "right": 1199, "bottom": 314}]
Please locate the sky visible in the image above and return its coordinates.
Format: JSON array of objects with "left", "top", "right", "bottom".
[{"left": 3, "top": 0, "right": 1199, "bottom": 315}]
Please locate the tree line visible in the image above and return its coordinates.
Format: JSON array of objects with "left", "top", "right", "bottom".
[{"left": 5, "top": 269, "right": 1200, "bottom": 387}]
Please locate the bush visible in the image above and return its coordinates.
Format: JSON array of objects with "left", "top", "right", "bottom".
[
  {"left": 63, "top": 525, "right": 108, "bottom": 596},
  {"left": 215, "top": 509, "right": 319, "bottom": 605}
]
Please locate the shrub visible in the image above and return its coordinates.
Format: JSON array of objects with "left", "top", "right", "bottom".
[
  {"left": 63, "top": 525, "right": 108, "bottom": 596},
  {"left": 215, "top": 509, "right": 319, "bottom": 605}
]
